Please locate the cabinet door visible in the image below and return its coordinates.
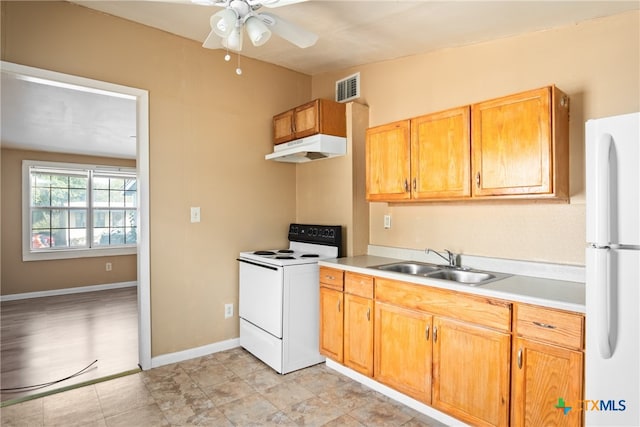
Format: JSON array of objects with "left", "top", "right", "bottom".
[
  {"left": 293, "top": 100, "right": 321, "bottom": 139},
  {"left": 432, "top": 317, "right": 511, "bottom": 427},
  {"left": 511, "top": 337, "right": 583, "bottom": 427},
  {"left": 472, "top": 87, "right": 552, "bottom": 196},
  {"left": 374, "top": 301, "right": 432, "bottom": 403},
  {"left": 411, "top": 106, "right": 471, "bottom": 199},
  {"left": 344, "top": 294, "right": 374, "bottom": 376},
  {"left": 273, "top": 109, "right": 294, "bottom": 144},
  {"left": 366, "top": 120, "right": 411, "bottom": 201},
  {"left": 319, "top": 287, "right": 343, "bottom": 362}
]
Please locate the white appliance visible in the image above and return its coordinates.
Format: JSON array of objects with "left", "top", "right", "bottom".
[
  {"left": 265, "top": 134, "right": 347, "bottom": 163},
  {"left": 585, "top": 112, "right": 639, "bottom": 426},
  {"left": 238, "top": 223, "right": 342, "bottom": 374}
]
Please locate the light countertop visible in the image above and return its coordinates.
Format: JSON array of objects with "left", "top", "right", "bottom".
[{"left": 319, "top": 255, "right": 585, "bottom": 313}]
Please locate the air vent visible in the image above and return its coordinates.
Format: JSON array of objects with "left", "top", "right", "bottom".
[{"left": 335, "top": 72, "right": 360, "bottom": 103}]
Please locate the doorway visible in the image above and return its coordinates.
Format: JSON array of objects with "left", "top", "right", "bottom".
[{"left": 0, "top": 61, "right": 151, "bottom": 399}]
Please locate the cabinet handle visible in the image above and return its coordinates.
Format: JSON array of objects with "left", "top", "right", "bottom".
[
  {"left": 366, "top": 307, "right": 371, "bottom": 321},
  {"left": 404, "top": 179, "right": 409, "bottom": 192},
  {"left": 533, "top": 321, "right": 557, "bottom": 329},
  {"left": 517, "top": 348, "right": 523, "bottom": 369},
  {"left": 425, "top": 325, "right": 430, "bottom": 341},
  {"left": 337, "top": 299, "right": 341, "bottom": 312},
  {"left": 433, "top": 326, "right": 438, "bottom": 342},
  {"left": 413, "top": 178, "right": 417, "bottom": 191},
  {"left": 476, "top": 172, "right": 481, "bottom": 188},
  {"left": 326, "top": 275, "right": 335, "bottom": 280}
]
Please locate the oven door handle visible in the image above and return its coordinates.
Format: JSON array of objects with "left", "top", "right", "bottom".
[{"left": 237, "top": 258, "right": 280, "bottom": 271}]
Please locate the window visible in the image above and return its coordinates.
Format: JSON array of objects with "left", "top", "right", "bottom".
[{"left": 23, "top": 160, "right": 137, "bottom": 261}]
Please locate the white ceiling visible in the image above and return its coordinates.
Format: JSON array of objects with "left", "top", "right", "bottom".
[
  {"left": 70, "top": 0, "right": 640, "bottom": 75},
  {"left": 1, "top": 0, "right": 638, "bottom": 159}
]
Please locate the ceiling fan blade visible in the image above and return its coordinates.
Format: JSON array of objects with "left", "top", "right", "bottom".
[
  {"left": 258, "top": 12, "right": 317, "bottom": 48},
  {"left": 252, "top": 0, "right": 307, "bottom": 8},
  {"left": 202, "top": 28, "right": 223, "bottom": 49}
]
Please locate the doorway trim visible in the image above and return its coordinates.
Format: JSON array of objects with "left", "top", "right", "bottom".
[{"left": 1, "top": 61, "right": 152, "bottom": 370}]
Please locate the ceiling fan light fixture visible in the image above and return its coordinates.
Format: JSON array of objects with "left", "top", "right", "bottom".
[
  {"left": 245, "top": 16, "right": 271, "bottom": 46},
  {"left": 223, "top": 26, "right": 244, "bottom": 52},
  {"left": 211, "top": 8, "right": 238, "bottom": 38}
]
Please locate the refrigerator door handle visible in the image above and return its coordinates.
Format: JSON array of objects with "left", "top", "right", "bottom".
[
  {"left": 595, "top": 133, "right": 613, "bottom": 245},
  {"left": 595, "top": 248, "right": 613, "bottom": 359}
]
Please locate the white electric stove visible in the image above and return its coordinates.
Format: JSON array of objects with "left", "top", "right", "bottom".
[{"left": 237, "top": 223, "right": 342, "bottom": 374}]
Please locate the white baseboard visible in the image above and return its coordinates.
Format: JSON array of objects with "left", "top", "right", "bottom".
[
  {"left": 151, "top": 338, "right": 241, "bottom": 368},
  {"left": 0, "top": 281, "right": 138, "bottom": 302},
  {"left": 325, "top": 359, "right": 468, "bottom": 426}
]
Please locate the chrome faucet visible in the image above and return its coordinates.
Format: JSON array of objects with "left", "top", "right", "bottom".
[{"left": 426, "top": 248, "right": 457, "bottom": 267}]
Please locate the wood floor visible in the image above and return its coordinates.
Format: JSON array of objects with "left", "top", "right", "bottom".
[{"left": 0, "top": 286, "right": 139, "bottom": 403}]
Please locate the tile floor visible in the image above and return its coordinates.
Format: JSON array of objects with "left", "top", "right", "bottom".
[{"left": 0, "top": 347, "right": 448, "bottom": 426}]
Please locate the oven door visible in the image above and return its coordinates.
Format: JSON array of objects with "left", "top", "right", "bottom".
[{"left": 238, "top": 258, "right": 284, "bottom": 338}]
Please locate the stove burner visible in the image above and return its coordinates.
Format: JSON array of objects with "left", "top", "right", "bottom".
[
  {"left": 301, "top": 254, "right": 319, "bottom": 258},
  {"left": 278, "top": 249, "right": 294, "bottom": 253},
  {"left": 276, "top": 255, "right": 295, "bottom": 259},
  {"left": 254, "top": 251, "right": 276, "bottom": 256}
]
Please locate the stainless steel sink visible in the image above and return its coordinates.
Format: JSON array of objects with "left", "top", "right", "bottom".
[
  {"left": 375, "top": 262, "right": 440, "bottom": 275},
  {"left": 425, "top": 269, "right": 494, "bottom": 284},
  {"left": 371, "top": 262, "right": 510, "bottom": 286}
]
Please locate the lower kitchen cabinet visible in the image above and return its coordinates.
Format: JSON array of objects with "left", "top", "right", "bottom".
[
  {"left": 511, "top": 304, "right": 584, "bottom": 427},
  {"left": 374, "top": 301, "right": 433, "bottom": 403},
  {"left": 344, "top": 293, "right": 374, "bottom": 376},
  {"left": 511, "top": 337, "right": 583, "bottom": 427},
  {"left": 319, "top": 267, "right": 345, "bottom": 362},
  {"left": 319, "top": 287, "right": 343, "bottom": 361},
  {"left": 432, "top": 317, "right": 511, "bottom": 427}
]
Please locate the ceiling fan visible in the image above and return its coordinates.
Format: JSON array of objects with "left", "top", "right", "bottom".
[{"left": 192, "top": 0, "right": 318, "bottom": 52}]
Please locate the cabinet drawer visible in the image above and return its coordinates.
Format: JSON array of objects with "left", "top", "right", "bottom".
[
  {"left": 515, "top": 304, "right": 584, "bottom": 350},
  {"left": 345, "top": 272, "right": 374, "bottom": 298},
  {"left": 319, "top": 267, "right": 344, "bottom": 291},
  {"left": 375, "top": 278, "right": 511, "bottom": 331}
]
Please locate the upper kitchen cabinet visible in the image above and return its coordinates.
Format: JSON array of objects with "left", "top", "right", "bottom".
[
  {"left": 366, "top": 107, "right": 470, "bottom": 202},
  {"left": 273, "top": 99, "right": 346, "bottom": 145},
  {"left": 471, "top": 86, "right": 570, "bottom": 200},
  {"left": 366, "top": 120, "right": 411, "bottom": 201},
  {"left": 411, "top": 106, "right": 471, "bottom": 199}
]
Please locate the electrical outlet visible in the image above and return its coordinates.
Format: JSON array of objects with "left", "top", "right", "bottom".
[
  {"left": 224, "top": 303, "right": 233, "bottom": 319},
  {"left": 384, "top": 214, "right": 391, "bottom": 229},
  {"left": 106, "top": 262, "right": 112, "bottom": 271}
]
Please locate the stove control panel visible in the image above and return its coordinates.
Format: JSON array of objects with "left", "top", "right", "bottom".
[{"left": 288, "top": 224, "right": 342, "bottom": 255}]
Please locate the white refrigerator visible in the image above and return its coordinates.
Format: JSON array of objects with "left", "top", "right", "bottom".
[{"left": 585, "top": 112, "right": 639, "bottom": 426}]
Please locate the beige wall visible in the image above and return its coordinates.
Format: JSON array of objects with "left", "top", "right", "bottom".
[
  {"left": 1, "top": 1, "right": 310, "bottom": 356},
  {"left": 1, "top": 149, "right": 137, "bottom": 295},
  {"left": 312, "top": 11, "right": 640, "bottom": 266},
  {"left": 295, "top": 102, "right": 370, "bottom": 257}
]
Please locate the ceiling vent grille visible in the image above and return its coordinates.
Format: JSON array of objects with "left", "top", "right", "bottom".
[{"left": 335, "top": 72, "right": 360, "bottom": 103}]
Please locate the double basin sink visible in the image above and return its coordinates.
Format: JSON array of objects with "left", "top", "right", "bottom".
[{"left": 371, "top": 261, "right": 510, "bottom": 286}]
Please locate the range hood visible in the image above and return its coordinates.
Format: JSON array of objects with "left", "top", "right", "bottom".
[{"left": 265, "top": 134, "right": 347, "bottom": 163}]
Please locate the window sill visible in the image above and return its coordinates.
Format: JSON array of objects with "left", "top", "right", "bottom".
[{"left": 23, "top": 246, "right": 137, "bottom": 262}]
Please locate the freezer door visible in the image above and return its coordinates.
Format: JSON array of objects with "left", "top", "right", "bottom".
[
  {"left": 585, "top": 247, "right": 640, "bottom": 425},
  {"left": 586, "top": 112, "right": 640, "bottom": 246}
]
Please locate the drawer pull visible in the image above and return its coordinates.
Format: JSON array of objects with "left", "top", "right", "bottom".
[
  {"left": 517, "top": 348, "right": 523, "bottom": 369},
  {"left": 326, "top": 275, "right": 335, "bottom": 280},
  {"left": 425, "top": 325, "right": 430, "bottom": 341},
  {"left": 533, "top": 321, "right": 557, "bottom": 329}
]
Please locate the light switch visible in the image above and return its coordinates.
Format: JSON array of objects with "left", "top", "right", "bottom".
[
  {"left": 384, "top": 214, "right": 391, "bottom": 229},
  {"left": 190, "top": 207, "right": 201, "bottom": 223}
]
